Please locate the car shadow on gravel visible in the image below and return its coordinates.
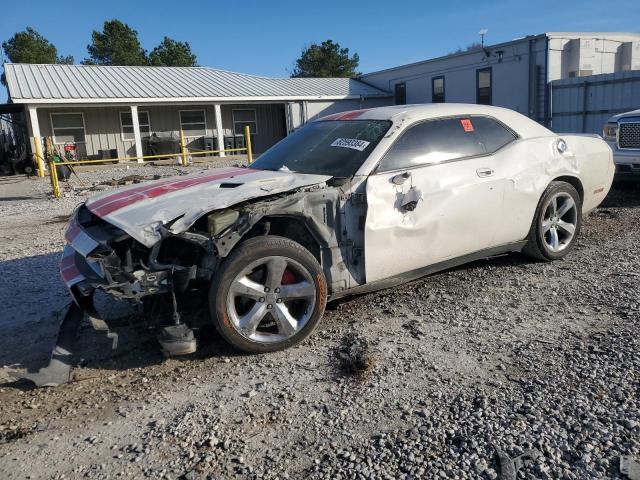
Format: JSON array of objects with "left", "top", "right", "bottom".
[
  {"left": 601, "top": 180, "right": 640, "bottom": 208},
  {"left": 326, "top": 251, "right": 534, "bottom": 312},
  {"left": 0, "top": 253, "right": 245, "bottom": 390},
  {"left": 0, "top": 250, "right": 240, "bottom": 389},
  {"left": 0, "top": 252, "right": 70, "bottom": 373}
]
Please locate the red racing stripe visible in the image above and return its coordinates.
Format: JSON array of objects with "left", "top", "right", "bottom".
[
  {"left": 90, "top": 168, "right": 255, "bottom": 218},
  {"left": 60, "top": 255, "right": 75, "bottom": 269},
  {"left": 61, "top": 265, "right": 81, "bottom": 282},
  {"left": 319, "top": 109, "right": 371, "bottom": 121},
  {"left": 65, "top": 223, "right": 81, "bottom": 243},
  {"left": 88, "top": 167, "right": 246, "bottom": 211},
  {"left": 338, "top": 109, "right": 372, "bottom": 120},
  {"left": 319, "top": 112, "right": 344, "bottom": 121}
]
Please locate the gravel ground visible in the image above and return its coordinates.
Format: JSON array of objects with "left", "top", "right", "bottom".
[{"left": 0, "top": 168, "right": 638, "bottom": 480}]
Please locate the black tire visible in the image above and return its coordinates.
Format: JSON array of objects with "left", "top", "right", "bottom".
[
  {"left": 523, "top": 181, "right": 582, "bottom": 261},
  {"left": 209, "top": 236, "right": 327, "bottom": 353}
]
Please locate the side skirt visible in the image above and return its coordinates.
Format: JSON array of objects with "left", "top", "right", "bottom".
[{"left": 329, "top": 241, "right": 527, "bottom": 301}]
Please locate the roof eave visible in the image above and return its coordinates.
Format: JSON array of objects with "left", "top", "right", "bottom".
[
  {"left": 10, "top": 93, "right": 393, "bottom": 105},
  {"left": 361, "top": 33, "right": 547, "bottom": 78}
]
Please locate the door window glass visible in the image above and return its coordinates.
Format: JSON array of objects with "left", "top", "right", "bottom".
[{"left": 378, "top": 117, "right": 485, "bottom": 171}]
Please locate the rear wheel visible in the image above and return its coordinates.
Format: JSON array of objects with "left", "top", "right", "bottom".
[
  {"left": 210, "top": 236, "right": 327, "bottom": 353},
  {"left": 523, "top": 181, "right": 582, "bottom": 261}
]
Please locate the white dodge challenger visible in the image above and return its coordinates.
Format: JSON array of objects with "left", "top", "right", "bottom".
[{"left": 60, "top": 104, "right": 614, "bottom": 356}]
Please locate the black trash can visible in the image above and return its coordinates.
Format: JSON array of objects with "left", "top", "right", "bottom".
[
  {"left": 98, "top": 148, "right": 119, "bottom": 164},
  {"left": 98, "top": 149, "right": 118, "bottom": 160},
  {"left": 203, "top": 137, "right": 215, "bottom": 151},
  {"left": 147, "top": 133, "right": 180, "bottom": 158}
]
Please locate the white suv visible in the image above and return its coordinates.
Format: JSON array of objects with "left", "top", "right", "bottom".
[{"left": 603, "top": 109, "right": 640, "bottom": 177}]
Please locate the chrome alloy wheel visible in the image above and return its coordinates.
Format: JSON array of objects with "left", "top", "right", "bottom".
[
  {"left": 226, "top": 256, "right": 317, "bottom": 343},
  {"left": 541, "top": 192, "right": 578, "bottom": 253}
]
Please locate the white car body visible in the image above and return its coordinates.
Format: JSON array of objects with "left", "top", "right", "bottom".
[
  {"left": 603, "top": 109, "right": 640, "bottom": 176},
  {"left": 62, "top": 104, "right": 614, "bottom": 311}
]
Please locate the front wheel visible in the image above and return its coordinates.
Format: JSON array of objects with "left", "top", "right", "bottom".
[
  {"left": 209, "top": 236, "right": 327, "bottom": 353},
  {"left": 523, "top": 181, "right": 582, "bottom": 261}
]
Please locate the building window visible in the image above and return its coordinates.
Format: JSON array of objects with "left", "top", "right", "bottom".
[
  {"left": 50, "top": 112, "right": 86, "bottom": 144},
  {"left": 432, "top": 76, "right": 445, "bottom": 103},
  {"left": 120, "top": 111, "right": 151, "bottom": 141},
  {"left": 394, "top": 83, "right": 406, "bottom": 105},
  {"left": 476, "top": 68, "right": 492, "bottom": 105},
  {"left": 232, "top": 109, "right": 258, "bottom": 135},
  {"left": 179, "top": 110, "right": 207, "bottom": 137}
]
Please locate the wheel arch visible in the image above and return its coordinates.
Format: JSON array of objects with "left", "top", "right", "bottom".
[
  {"left": 240, "top": 215, "right": 324, "bottom": 265},
  {"left": 551, "top": 175, "right": 584, "bottom": 203}
]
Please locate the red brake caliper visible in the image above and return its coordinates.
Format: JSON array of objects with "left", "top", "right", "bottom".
[{"left": 281, "top": 269, "right": 296, "bottom": 285}]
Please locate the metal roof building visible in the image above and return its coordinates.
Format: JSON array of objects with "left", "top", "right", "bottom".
[
  {"left": 4, "top": 64, "right": 389, "bottom": 103},
  {"left": 3, "top": 63, "right": 391, "bottom": 169}
]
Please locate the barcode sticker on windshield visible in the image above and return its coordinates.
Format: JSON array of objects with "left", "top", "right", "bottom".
[{"left": 330, "top": 138, "right": 370, "bottom": 151}]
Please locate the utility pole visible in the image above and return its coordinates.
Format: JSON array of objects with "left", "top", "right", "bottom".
[{"left": 479, "top": 28, "right": 489, "bottom": 48}]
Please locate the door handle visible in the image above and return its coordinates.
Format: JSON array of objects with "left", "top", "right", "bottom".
[
  {"left": 391, "top": 172, "right": 411, "bottom": 185},
  {"left": 476, "top": 168, "right": 495, "bottom": 178}
]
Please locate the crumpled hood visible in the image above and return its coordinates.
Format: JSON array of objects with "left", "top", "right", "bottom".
[{"left": 85, "top": 167, "right": 330, "bottom": 246}]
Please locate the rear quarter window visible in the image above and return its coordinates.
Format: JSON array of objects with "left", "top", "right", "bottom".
[{"left": 473, "top": 116, "right": 518, "bottom": 153}]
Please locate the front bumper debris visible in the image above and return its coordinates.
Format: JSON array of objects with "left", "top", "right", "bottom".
[
  {"left": 157, "top": 324, "right": 197, "bottom": 356},
  {"left": 20, "top": 303, "right": 84, "bottom": 387}
]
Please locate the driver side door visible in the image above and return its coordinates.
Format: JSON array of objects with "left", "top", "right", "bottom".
[{"left": 364, "top": 116, "right": 516, "bottom": 283}]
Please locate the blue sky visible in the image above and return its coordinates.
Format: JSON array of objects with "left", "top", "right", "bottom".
[{"left": 1, "top": 0, "right": 639, "bottom": 101}]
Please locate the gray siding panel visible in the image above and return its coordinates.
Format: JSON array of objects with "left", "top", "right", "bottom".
[{"left": 551, "top": 70, "right": 640, "bottom": 133}]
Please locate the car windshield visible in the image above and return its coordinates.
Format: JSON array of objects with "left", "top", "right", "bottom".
[{"left": 250, "top": 119, "right": 392, "bottom": 177}]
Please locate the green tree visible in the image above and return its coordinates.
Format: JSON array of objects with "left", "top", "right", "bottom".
[
  {"left": 2, "top": 27, "right": 73, "bottom": 64},
  {"left": 449, "top": 42, "right": 483, "bottom": 55},
  {"left": 84, "top": 20, "right": 148, "bottom": 65},
  {"left": 149, "top": 37, "right": 197, "bottom": 67},
  {"left": 291, "top": 40, "right": 359, "bottom": 78}
]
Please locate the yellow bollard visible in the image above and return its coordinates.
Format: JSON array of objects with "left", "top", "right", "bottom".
[
  {"left": 179, "top": 129, "right": 188, "bottom": 167},
  {"left": 244, "top": 125, "right": 253, "bottom": 164},
  {"left": 49, "top": 157, "right": 61, "bottom": 199},
  {"left": 34, "top": 138, "right": 45, "bottom": 177}
]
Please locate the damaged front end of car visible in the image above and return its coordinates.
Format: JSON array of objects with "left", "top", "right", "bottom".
[{"left": 25, "top": 168, "right": 364, "bottom": 386}]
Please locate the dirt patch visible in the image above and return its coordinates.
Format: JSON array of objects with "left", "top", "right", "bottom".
[{"left": 334, "top": 332, "right": 375, "bottom": 378}]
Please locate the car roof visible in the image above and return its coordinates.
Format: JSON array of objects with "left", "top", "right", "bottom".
[{"left": 318, "top": 103, "right": 553, "bottom": 138}]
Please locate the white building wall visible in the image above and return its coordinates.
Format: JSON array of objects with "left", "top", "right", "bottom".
[
  {"left": 361, "top": 32, "right": 640, "bottom": 129},
  {"left": 361, "top": 36, "right": 547, "bottom": 119},
  {"left": 619, "top": 41, "right": 640, "bottom": 71},
  {"left": 547, "top": 33, "right": 640, "bottom": 80}
]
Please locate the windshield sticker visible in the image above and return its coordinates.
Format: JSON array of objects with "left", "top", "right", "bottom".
[
  {"left": 460, "top": 119, "right": 474, "bottom": 132},
  {"left": 330, "top": 138, "right": 371, "bottom": 151}
]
